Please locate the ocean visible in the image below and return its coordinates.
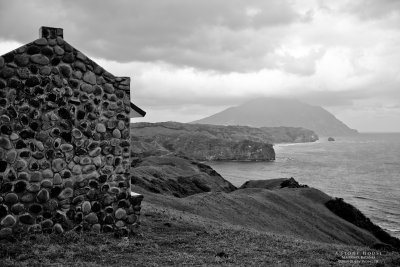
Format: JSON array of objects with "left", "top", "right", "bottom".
[{"left": 208, "top": 133, "right": 400, "bottom": 239}]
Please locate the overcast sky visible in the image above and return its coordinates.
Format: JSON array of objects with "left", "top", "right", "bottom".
[{"left": 1, "top": 0, "right": 400, "bottom": 132}]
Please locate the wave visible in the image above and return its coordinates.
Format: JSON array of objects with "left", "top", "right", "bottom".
[
  {"left": 353, "top": 196, "right": 382, "bottom": 204},
  {"left": 376, "top": 217, "right": 400, "bottom": 224},
  {"left": 381, "top": 210, "right": 400, "bottom": 217},
  {"left": 385, "top": 228, "right": 400, "bottom": 233},
  {"left": 384, "top": 162, "right": 400, "bottom": 166},
  {"left": 274, "top": 140, "right": 321, "bottom": 147},
  {"left": 354, "top": 196, "right": 371, "bottom": 200}
]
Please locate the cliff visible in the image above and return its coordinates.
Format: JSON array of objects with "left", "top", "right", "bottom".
[
  {"left": 135, "top": 177, "right": 390, "bottom": 248},
  {"left": 131, "top": 155, "right": 236, "bottom": 198},
  {"left": 131, "top": 122, "right": 275, "bottom": 161},
  {"left": 239, "top": 177, "right": 308, "bottom": 190},
  {"left": 326, "top": 198, "right": 400, "bottom": 250},
  {"left": 130, "top": 122, "right": 319, "bottom": 161},
  {"left": 132, "top": 173, "right": 400, "bottom": 250},
  {"left": 192, "top": 98, "right": 358, "bottom": 137}
]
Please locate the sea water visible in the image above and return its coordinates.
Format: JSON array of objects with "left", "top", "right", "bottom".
[{"left": 208, "top": 133, "right": 400, "bottom": 238}]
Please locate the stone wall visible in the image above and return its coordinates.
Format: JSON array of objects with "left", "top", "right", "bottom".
[{"left": 0, "top": 27, "right": 142, "bottom": 239}]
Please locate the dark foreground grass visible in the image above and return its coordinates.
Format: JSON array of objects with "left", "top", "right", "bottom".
[{"left": 1, "top": 203, "right": 400, "bottom": 266}]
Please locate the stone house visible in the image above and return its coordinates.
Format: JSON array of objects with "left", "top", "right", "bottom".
[{"left": 0, "top": 26, "right": 145, "bottom": 238}]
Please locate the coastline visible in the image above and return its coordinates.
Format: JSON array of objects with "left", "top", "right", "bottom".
[{"left": 209, "top": 133, "right": 400, "bottom": 239}]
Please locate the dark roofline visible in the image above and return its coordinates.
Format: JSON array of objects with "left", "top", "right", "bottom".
[{"left": 130, "top": 102, "right": 146, "bottom": 117}]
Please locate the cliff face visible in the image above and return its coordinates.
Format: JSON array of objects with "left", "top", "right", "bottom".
[
  {"left": 192, "top": 98, "right": 358, "bottom": 137},
  {"left": 130, "top": 121, "right": 318, "bottom": 162},
  {"left": 141, "top": 134, "right": 275, "bottom": 161},
  {"left": 131, "top": 155, "right": 236, "bottom": 198},
  {"left": 326, "top": 198, "right": 400, "bottom": 250},
  {"left": 260, "top": 127, "right": 318, "bottom": 143}
]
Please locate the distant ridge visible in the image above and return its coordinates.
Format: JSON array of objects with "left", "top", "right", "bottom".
[{"left": 192, "top": 98, "right": 358, "bottom": 136}]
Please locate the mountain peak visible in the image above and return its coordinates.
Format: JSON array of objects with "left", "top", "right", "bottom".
[{"left": 192, "top": 98, "right": 357, "bottom": 136}]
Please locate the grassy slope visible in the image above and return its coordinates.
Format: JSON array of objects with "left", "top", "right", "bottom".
[
  {"left": 137, "top": 186, "right": 381, "bottom": 246},
  {"left": 2, "top": 151, "right": 399, "bottom": 266},
  {"left": 2, "top": 196, "right": 399, "bottom": 266}
]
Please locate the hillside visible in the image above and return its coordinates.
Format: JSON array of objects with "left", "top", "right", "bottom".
[
  {"left": 131, "top": 155, "right": 236, "bottom": 197},
  {"left": 131, "top": 121, "right": 318, "bottom": 161},
  {"left": 3, "top": 198, "right": 400, "bottom": 266},
  {"left": 139, "top": 185, "right": 381, "bottom": 247},
  {"left": 192, "top": 98, "right": 358, "bottom": 136},
  {"left": 130, "top": 151, "right": 400, "bottom": 251}
]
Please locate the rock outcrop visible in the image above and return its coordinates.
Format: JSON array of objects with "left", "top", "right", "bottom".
[
  {"left": 239, "top": 177, "right": 308, "bottom": 190},
  {"left": 131, "top": 155, "right": 236, "bottom": 198},
  {"left": 326, "top": 198, "right": 400, "bottom": 250}
]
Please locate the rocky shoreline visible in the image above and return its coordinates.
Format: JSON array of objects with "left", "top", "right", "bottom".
[
  {"left": 129, "top": 121, "right": 400, "bottom": 253},
  {"left": 130, "top": 150, "right": 400, "bottom": 253}
]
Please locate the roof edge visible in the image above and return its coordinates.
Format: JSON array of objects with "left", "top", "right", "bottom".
[{"left": 130, "top": 102, "right": 146, "bottom": 117}]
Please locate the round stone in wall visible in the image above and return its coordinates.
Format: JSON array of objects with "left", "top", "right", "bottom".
[
  {"left": 59, "top": 64, "right": 72, "bottom": 78},
  {"left": 34, "top": 38, "right": 48, "bottom": 46},
  {"left": 85, "top": 212, "right": 98, "bottom": 224},
  {"left": 58, "top": 188, "right": 73, "bottom": 200},
  {"left": 91, "top": 224, "right": 101, "bottom": 233},
  {"left": 115, "top": 208, "right": 127, "bottom": 220},
  {"left": 14, "top": 54, "right": 29, "bottom": 67},
  {"left": 52, "top": 158, "right": 67, "bottom": 173},
  {"left": 54, "top": 223, "right": 64, "bottom": 234},
  {"left": 11, "top": 203, "right": 25, "bottom": 215},
  {"left": 0, "top": 137, "right": 12, "bottom": 150},
  {"left": 53, "top": 173, "right": 62, "bottom": 185},
  {"left": 5, "top": 193, "right": 18, "bottom": 205},
  {"left": 30, "top": 54, "right": 49, "bottom": 65},
  {"left": 96, "top": 123, "right": 106, "bottom": 133},
  {"left": 82, "top": 201, "right": 91, "bottom": 214},
  {"left": 112, "top": 129, "right": 121, "bottom": 138},
  {"left": 0, "top": 215, "right": 16, "bottom": 227},
  {"left": 83, "top": 71, "right": 96, "bottom": 85},
  {"left": 36, "top": 189, "right": 50, "bottom": 203},
  {"left": 19, "top": 213, "right": 35, "bottom": 225}
]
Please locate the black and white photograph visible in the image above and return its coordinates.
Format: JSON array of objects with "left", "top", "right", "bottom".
[{"left": 0, "top": 0, "right": 399, "bottom": 266}]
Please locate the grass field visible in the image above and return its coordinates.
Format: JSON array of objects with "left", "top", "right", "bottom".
[{"left": 1, "top": 198, "right": 400, "bottom": 266}]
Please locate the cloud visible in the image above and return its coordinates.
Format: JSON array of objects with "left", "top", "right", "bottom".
[
  {"left": 0, "top": 0, "right": 310, "bottom": 72},
  {"left": 277, "top": 48, "right": 326, "bottom": 76},
  {"left": 1, "top": 0, "right": 400, "bottom": 131},
  {"left": 342, "top": 0, "right": 400, "bottom": 20}
]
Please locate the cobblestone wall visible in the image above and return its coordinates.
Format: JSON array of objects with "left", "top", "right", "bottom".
[{"left": 0, "top": 27, "right": 142, "bottom": 239}]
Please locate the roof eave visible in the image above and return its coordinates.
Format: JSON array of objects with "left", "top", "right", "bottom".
[{"left": 130, "top": 102, "right": 146, "bottom": 117}]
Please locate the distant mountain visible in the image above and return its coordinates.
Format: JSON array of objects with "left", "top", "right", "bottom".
[{"left": 192, "top": 98, "right": 358, "bottom": 136}]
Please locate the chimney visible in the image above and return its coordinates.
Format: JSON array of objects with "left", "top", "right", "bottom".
[{"left": 40, "top": 26, "right": 63, "bottom": 39}]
